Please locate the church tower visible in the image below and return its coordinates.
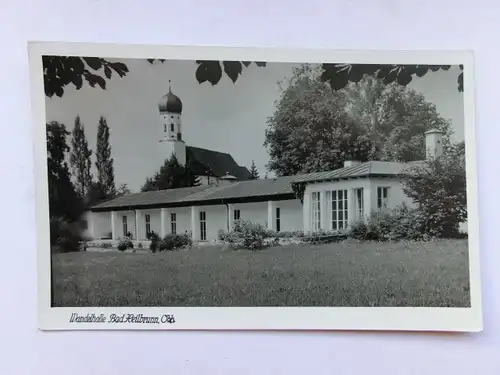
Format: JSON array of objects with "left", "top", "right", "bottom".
[{"left": 158, "top": 81, "right": 186, "bottom": 165}]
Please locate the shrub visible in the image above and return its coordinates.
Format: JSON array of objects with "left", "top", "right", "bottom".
[
  {"left": 349, "top": 204, "right": 429, "bottom": 241},
  {"left": 218, "top": 220, "right": 270, "bottom": 250},
  {"left": 117, "top": 237, "right": 134, "bottom": 251},
  {"left": 158, "top": 233, "right": 192, "bottom": 252},
  {"left": 50, "top": 217, "right": 82, "bottom": 253},
  {"left": 149, "top": 232, "right": 160, "bottom": 253}
]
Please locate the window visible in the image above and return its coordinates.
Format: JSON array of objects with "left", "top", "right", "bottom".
[
  {"left": 354, "top": 188, "right": 364, "bottom": 220},
  {"left": 200, "top": 211, "right": 207, "bottom": 241},
  {"left": 122, "top": 215, "right": 128, "bottom": 236},
  {"left": 170, "top": 213, "right": 177, "bottom": 235},
  {"left": 312, "top": 192, "right": 321, "bottom": 231},
  {"left": 377, "top": 187, "right": 389, "bottom": 209},
  {"left": 331, "top": 190, "right": 348, "bottom": 230},
  {"left": 170, "top": 123, "right": 174, "bottom": 132},
  {"left": 276, "top": 207, "right": 281, "bottom": 232},
  {"left": 233, "top": 209, "right": 241, "bottom": 225},
  {"left": 145, "top": 214, "right": 151, "bottom": 237},
  {"left": 164, "top": 124, "right": 167, "bottom": 132}
]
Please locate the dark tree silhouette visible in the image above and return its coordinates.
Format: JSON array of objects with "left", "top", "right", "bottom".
[
  {"left": 249, "top": 160, "right": 260, "bottom": 180},
  {"left": 70, "top": 116, "right": 93, "bottom": 197},
  {"left": 95, "top": 116, "right": 116, "bottom": 197},
  {"left": 141, "top": 154, "right": 200, "bottom": 192}
]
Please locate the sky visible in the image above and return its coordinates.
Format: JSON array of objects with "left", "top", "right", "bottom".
[{"left": 45, "top": 59, "right": 465, "bottom": 192}]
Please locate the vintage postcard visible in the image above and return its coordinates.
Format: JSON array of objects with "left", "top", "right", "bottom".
[{"left": 29, "top": 42, "right": 482, "bottom": 331}]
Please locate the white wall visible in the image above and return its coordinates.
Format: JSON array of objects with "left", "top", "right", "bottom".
[
  {"left": 368, "top": 178, "right": 416, "bottom": 212},
  {"left": 232, "top": 201, "right": 268, "bottom": 226},
  {"left": 87, "top": 198, "right": 303, "bottom": 243},
  {"left": 277, "top": 199, "right": 303, "bottom": 232}
]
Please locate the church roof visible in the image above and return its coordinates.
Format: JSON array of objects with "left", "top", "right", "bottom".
[
  {"left": 186, "top": 146, "right": 251, "bottom": 180},
  {"left": 91, "top": 161, "right": 412, "bottom": 211}
]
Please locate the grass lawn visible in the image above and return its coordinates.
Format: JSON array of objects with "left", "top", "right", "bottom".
[{"left": 52, "top": 239, "right": 470, "bottom": 307}]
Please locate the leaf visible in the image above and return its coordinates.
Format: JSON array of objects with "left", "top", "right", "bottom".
[
  {"left": 84, "top": 73, "right": 107, "bottom": 89},
  {"left": 242, "top": 61, "right": 251, "bottom": 67},
  {"left": 396, "top": 71, "right": 413, "bottom": 86},
  {"left": 72, "top": 74, "right": 83, "bottom": 90},
  {"left": 347, "top": 65, "right": 364, "bottom": 83},
  {"left": 104, "top": 66, "right": 112, "bottom": 79},
  {"left": 457, "top": 72, "right": 464, "bottom": 92},
  {"left": 255, "top": 62, "right": 267, "bottom": 67},
  {"left": 83, "top": 57, "right": 103, "bottom": 70},
  {"left": 195, "top": 60, "right": 222, "bottom": 85},
  {"left": 223, "top": 61, "right": 242, "bottom": 83},
  {"left": 383, "top": 69, "right": 398, "bottom": 85},
  {"left": 415, "top": 65, "right": 429, "bottom": 77},
  {"left": 109, "top": 62, "right": 129, "bottom": 77},
  {"left": 147, "top": 59, "right": 155, "bottom": 64},
  {"left": 376, "top": 65, "right": 392, "bottom": 79}
]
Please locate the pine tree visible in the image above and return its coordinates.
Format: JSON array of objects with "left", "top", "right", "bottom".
[
  {"left": 141, "top": 154, "right": 200, "bottom": 192},
  {"left": 249, "top": 160, "right": 260, "bottom": 179},
  {"left": 70, "top": 115, "right": 93, "bottom": 197},
  {"left": 95, "top": 116, "right": 116, "bottom": 197}
]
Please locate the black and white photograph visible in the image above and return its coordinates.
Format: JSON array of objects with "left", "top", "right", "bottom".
[{"left": 30, "top": 43, "right": 481, "bottom": 331}]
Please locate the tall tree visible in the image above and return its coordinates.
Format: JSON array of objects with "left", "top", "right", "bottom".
[
  {"left": 264, "top": 65, "right": 368, "bottom": 176},
  {"left": 264, "top": 66, "right": 452, "bottom": 176},
  {"left": 95, "top": 116, "right": 116, "bottom": 197},
  {"left": 249, "top": 160, "right": 260, "bottom": 179},
  {"left": 70, "top": 115, "right": 93, "bottom": 197},
  {"left": 343, "top": 76, "right": 452, "bottom": 162},
  {"left": 46, "top": 122, "right": 83, "bottom": 221},
  {"left": 141, "top": 154, "right": 200, "bottom": 192}
]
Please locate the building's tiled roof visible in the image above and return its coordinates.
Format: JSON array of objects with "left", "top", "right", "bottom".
[
  {"left": 292, "top": 161, "right": 414, "bottom": 183},
  {"left": 91, "top": 161, "right": 411, "bottom": 211},
  {"left": 187, "top": 146, "right": 251, "bottom": 180}
]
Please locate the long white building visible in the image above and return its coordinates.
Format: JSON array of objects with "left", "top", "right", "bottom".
[{"left": 82, "top": 85, "right": 448, "bottom": 242}]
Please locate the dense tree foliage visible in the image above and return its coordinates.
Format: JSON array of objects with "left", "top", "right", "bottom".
[
  {"left": 401, "top": 142, "right": 467, "bottom": 237},
  {"left": 95, "top": 116, "right": 116, "bottom": 198},
  {"left": 46, "top": 122, "right": 84, "bottom": 221},
  {"left": 264, "top": 66, "right": 452, "bottom": 176},
  {"left": 141, "top": 154, "right": 200, "bottom": 192},
  {"left": 70, "top": 116, "right": 93, "bottom": 197}
]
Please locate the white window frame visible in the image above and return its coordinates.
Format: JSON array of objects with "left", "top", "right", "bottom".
[
  {"left": 199, "top": 211, "right": 207, "bottom": 241},
  {"left": 311, "top": 192, "right": 321, "bottom": 231},
  {"left": 354, "top": 188, "right": 364, "bottom": 221},
  {"left": 170, "top": 213, "right": 177, "bottom": 235},
  {"left": 331, "top": 189, "right": 348, "bottom": 231},
  {"left": 377, "top": 187, "right": 390, "bottom": 209}
]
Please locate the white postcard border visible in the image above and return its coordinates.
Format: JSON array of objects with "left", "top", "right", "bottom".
[{"left": 29, "top": 42, "right": 482, "bottom": 332}]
